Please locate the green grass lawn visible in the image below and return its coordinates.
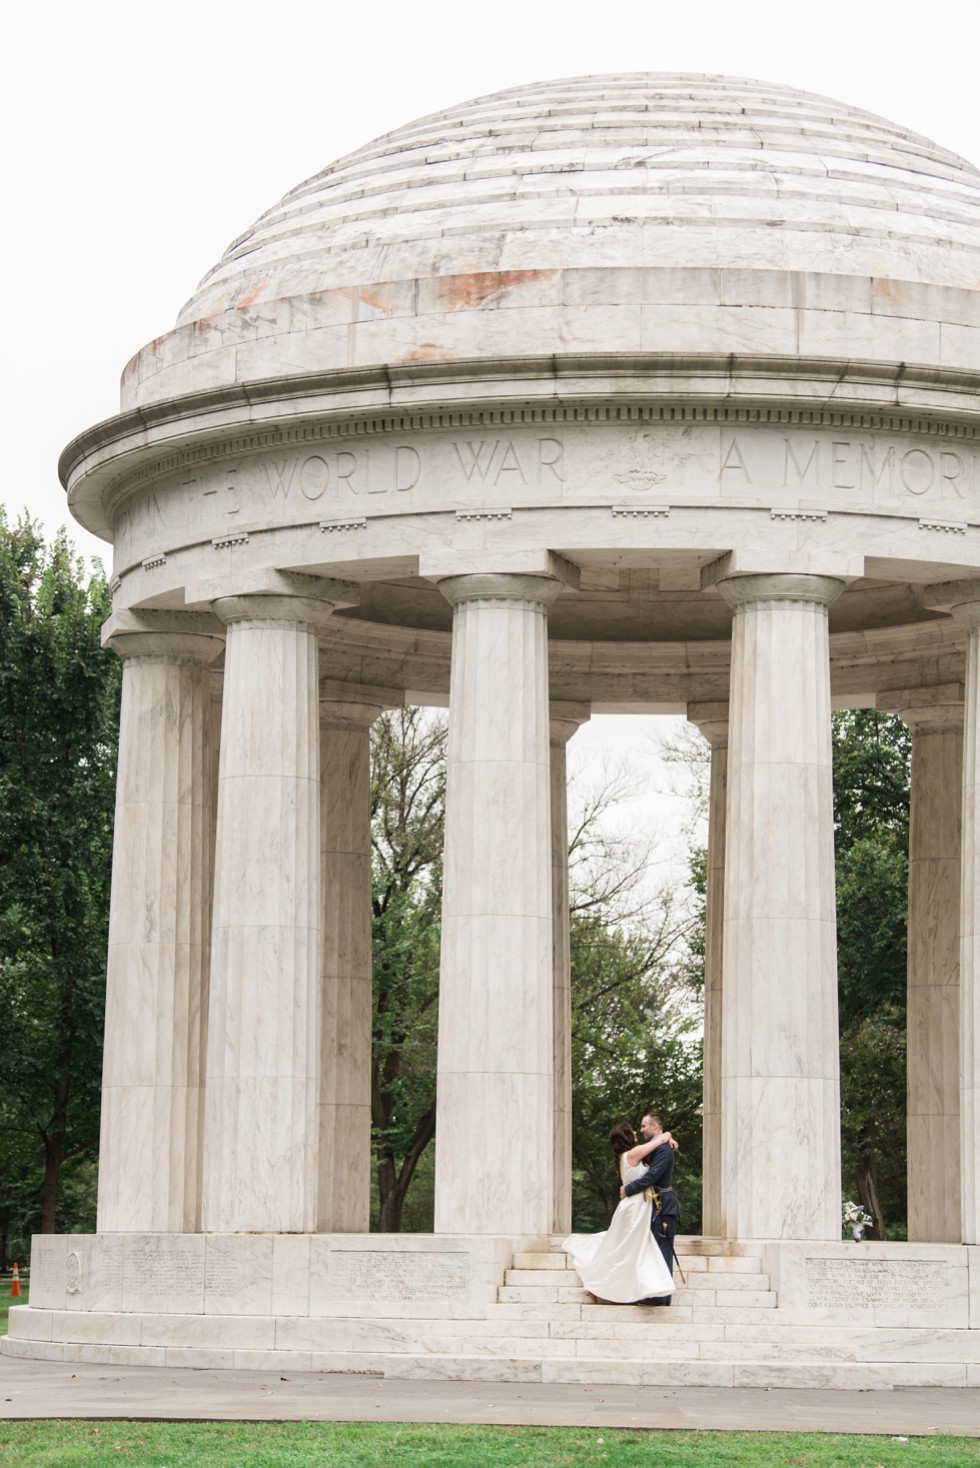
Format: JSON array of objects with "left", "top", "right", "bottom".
[
  {"left": 0, "top": 1282, "right": 27, "bottom": 1334},
  {"left": 0, "top": 1424, "right": 977, "bottom": 1468}
]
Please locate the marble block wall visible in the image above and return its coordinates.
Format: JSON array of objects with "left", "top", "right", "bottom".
[
  {"left": 24, "top": 1232, "right": 515, "bottom": 1324},
  {"left": 766, "top": 1240, "right": 972, "bottom": 1330}
]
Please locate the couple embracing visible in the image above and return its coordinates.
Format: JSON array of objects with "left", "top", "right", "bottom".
[{"left": 562, "top": 1112, "right": 680, "bottom": 1306}]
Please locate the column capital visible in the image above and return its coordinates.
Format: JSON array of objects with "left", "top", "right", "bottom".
[
  {"left": 319, "top": 679, "right": 404, "bottom": 730},
  {"left": 714, "top": 572, "right": 845, "bottom": 611},
  {"left": 433, "top": 572, "right": 569, "bottom": 609},
  {"left": 687, "top": 700, "right": 730, "bottom": 748},
  {"left": 213, "top": 580, "right": 352, "bottom": 632},
  {"left": 188, "top": 569, "right": 358, "bottom": 628},
  {"left": 878, "top": 683, "right": 965, "bottom": 733},
  {"left": 101, "top": 608, "right": 225, "bottom": 664},
  {"left": 924, "top": 578, "right": 980, "bottom": 626},
  {"left": 421, "top": 549, "right": 579, "bottom": 588},
  {"left": 549, "top": 701, "right": 591, "bottom": 746}
]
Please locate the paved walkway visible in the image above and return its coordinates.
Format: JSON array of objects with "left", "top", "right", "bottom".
[{"left": 2, "top": 1357, "right": 979, "bottom": 1434}]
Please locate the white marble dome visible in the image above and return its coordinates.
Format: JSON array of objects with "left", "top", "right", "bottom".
[
  {"left": 122, "top": 73, "right": 980, "bottom": 411},
  {"left": 182, "top": 71, "right": 980, "bottom": 319}
]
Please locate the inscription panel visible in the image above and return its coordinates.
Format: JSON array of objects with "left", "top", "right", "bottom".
[
  {"left": 29, "top": 1233, "right": 68, "bottom": 1310},
  {"left": 806, "top": 1256, "right": 947, "bottom": 1311},
  {"left": 108, "top": 416, "right": 980, "bottom": 571},
  {"left": 122, "top": 1234, "right": 205, "bottom": 1313},
  {"left": 204, "top": 1234, "right": 273, "bottom": 1314},
  {"left": 323, "top": 1249, "right": 470, "bottom": 1303}
]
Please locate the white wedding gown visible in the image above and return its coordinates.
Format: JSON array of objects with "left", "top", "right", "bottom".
[{"left": 560, "top": 1156, "right": 675, "bottom": 1303}]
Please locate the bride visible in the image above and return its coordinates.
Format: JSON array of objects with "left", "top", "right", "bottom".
[{"left": 561, "top": 1122, "right": 677, "bottom": 1304}]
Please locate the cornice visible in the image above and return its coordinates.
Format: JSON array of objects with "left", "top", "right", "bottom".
[{"left": 61, "top": 352, "right": 980, "bottom": 543}]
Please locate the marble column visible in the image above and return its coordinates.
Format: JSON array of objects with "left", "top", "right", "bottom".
[
  {"left": 317, "top": 685, "right": 390, "bottom": 1232},
  {"left": 882, "top": 691, "right": 963, "bottom": 1242},
  {"left": 432, "top": 573, "right": 564, "bottom": 1236},
  {"left": 98, "top": 613, "right": 223, "bottom": 1232},
  {"left": 687, "top": 701, "right": 729, "bottom": 1239},
  {"left": 717, "top": 573, "right": 843, "bottom": 1242},
  {"left": 550, "top": 703, "right": 590, "bottom": 1236},
  {"left": 923, "top": 581, "right": 980, "bottom": 1246},
  {"left": 202, "top": 590, "right": 341, "bottom": 1234},
  {"left": 965, "top": 627, "right": 980, "bottom": 1245}
]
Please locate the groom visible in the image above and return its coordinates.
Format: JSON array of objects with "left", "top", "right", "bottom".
[{"left": 620, "top": 1111, "right": 680, "bottom": 1305}]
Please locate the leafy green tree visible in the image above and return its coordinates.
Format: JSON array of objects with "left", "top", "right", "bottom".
[
  {"left": 833, "top": 710, "right": 910, "bottom": 1239},
  {"left": 0, "top": 512, "right": 119, "bottom": 1235},
  {"left": 370, "top": 708, "right": 446, "bottom": 1231},
  {"left": 368, "top": 720, "right": 703, "bottom": 1233},
  {"left": 673, "top": 710, "right": 912, "bottom": 1239}
]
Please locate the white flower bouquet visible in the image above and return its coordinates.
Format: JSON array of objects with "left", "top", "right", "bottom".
[{"left": 841, "top": 1199, "right": 873, "bottom": 1240}]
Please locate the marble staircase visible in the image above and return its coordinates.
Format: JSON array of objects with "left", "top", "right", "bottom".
[{"left": 359, "top": 1238, "right": 979, "bottom": 1388}]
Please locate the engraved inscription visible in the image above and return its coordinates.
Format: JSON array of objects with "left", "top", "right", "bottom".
[
  {"left": 719, "top": 431, "right": 980, "bottom": 504},
  {"left": 83, "top": 1235, "right": 125, "bottom": 1302},
  {"left": 204, "top": 1254, "right": 240, "bottom": 1293},
  {"left": 263, "top": 445, "right": 423, "bottom": 502},
  {"left": 325, "top": 1250, "right": 469, "bottom": 1303},
  {"left": 806, "top": 1257, "right": 947, "bottom": 1310},
  {"left": 129, "top": 1238, "right": 181, "bottom": 1294},
  {"left": 107, "top": 413, "right": 980, "bottom": 574},
  {"left": 452, "top": 438, "right": 564, "bottom": 485}
]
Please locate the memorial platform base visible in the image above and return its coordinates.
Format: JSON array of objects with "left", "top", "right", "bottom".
[{"left": 4, "top": 1233, "right": 979, "bottom": 1389}]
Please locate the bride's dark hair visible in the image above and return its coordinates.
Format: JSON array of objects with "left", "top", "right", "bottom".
[{"left": 609, "top": 1121, "right": 635, "bottom": 1167}]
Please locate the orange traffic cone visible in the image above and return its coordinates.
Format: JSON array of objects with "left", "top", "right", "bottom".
[{"left": 10, "top": 1263, "right": 20, "bottom": 1298}]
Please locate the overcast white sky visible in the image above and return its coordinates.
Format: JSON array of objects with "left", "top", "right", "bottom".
[{"left": 3, "top": 0, "right": 976, "bottom": 862}]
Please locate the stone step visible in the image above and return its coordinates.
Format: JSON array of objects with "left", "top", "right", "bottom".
[
  {"left": 488, "top": 1301, "right": 589, "bottom": 1321},
  {"left": 675, "top": 1239, "right": 765, "bottom": 1260},
  {"left": 702, "top": 1255, "right": 769, "bottom": 1275},
  {"left": 498, "top": 1282, "right": 777, "bottom": 1309},
  {"left": 380, "top": 1352, "right": 971, "bottom": 1390},
  {"left": 504, "top": 1268, "right": 581, "bottom": 1286},
  {"left": 418, "top": 1335, "right": 866, "bottom": 1363},
  {"left": 284, "top": 1314, "right": 980, "bottom": 1366},
  {"left": 505, "top": 1264, "right": 768, "bottom": 1285},
  {"left": 550, "top": 1254, "right": 766, "bottom": 1280},
  {"left": 513, "top": 1252, "right": 569, "bottom": 1270},
  {"left": 547, "top": 1236, "right": 765, "bottom": 1261},
  {"left": 680, "top": 1273, "right": 771, "bottom": 1291},
  {"left": 9, "top": 1333, "right": 969, "bottom": 1390}
]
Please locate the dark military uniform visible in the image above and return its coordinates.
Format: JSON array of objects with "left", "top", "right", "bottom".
[{"left": 622, "top": 1140, "right": 680, "bottom": 1304}]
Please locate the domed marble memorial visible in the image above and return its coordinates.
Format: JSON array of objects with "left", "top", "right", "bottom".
[{"left": 7, "top": 74, "right": 980, "bottom": 1387}]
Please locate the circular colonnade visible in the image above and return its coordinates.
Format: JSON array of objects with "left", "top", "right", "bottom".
[{"left": 8, "top": 72, "right": 980, "bottom": 1382}]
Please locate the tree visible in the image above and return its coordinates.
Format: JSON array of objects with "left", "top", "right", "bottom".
[
  {"left": 565, "top": 754, "right": 704, "bottom": 1232},
  {"left": 833, "top": 710, "right": 911, "bottom": 1239},
  {"left": 367, "top": 719, "right": 703, "bottom": 1233},
  {"left": 670, "top": 709, "right": 912, "bottom": 1240},
  {"left": 370, "top": 707, "right": 446, "bottom": 1231},
  {"left": 0, "top": 512, "right": 119, "bottom": 1237}
]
